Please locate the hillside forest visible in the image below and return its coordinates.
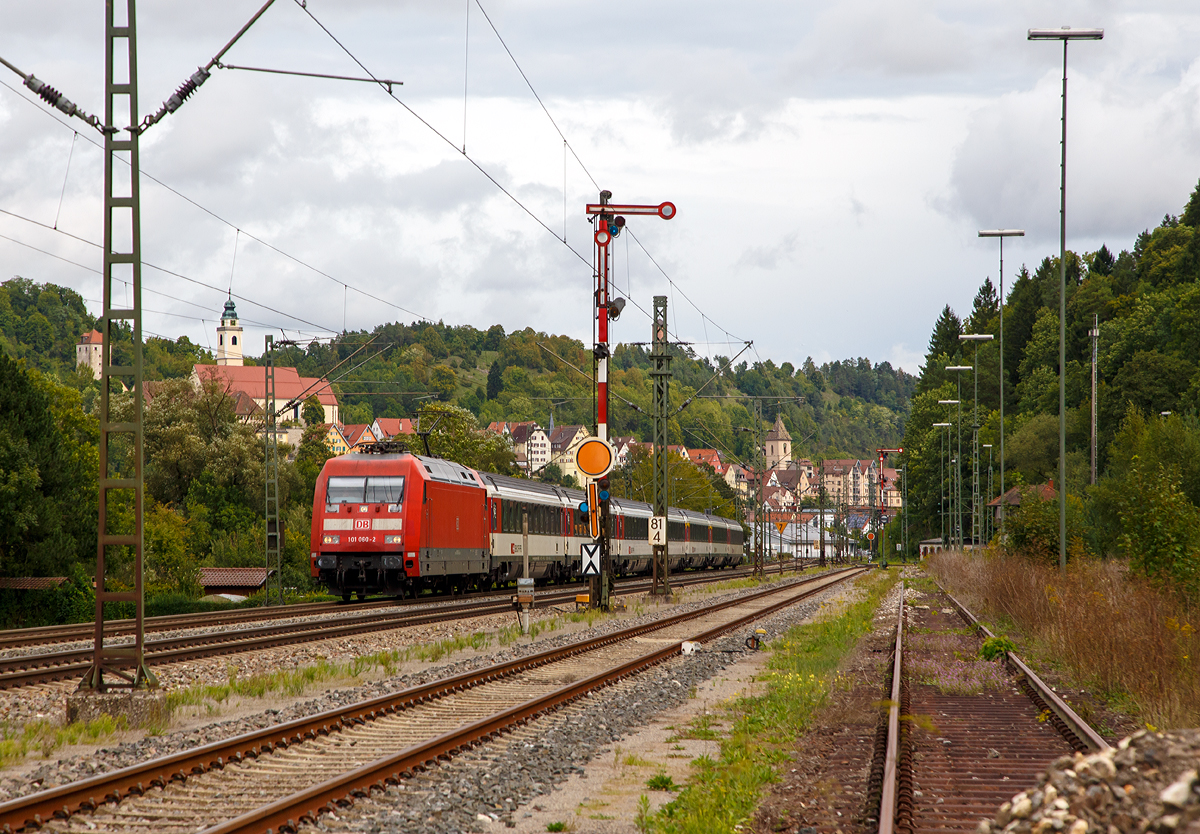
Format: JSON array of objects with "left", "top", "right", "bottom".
[
  {"left": 0, "top": 274, "right": 914, "bottom": 623},
  {"left": 892, "top": 178, "right": 1200, "bottom": 600}
]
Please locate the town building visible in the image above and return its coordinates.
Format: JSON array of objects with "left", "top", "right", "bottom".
[
  {"left": 372, "top": 417, "right": 416, "bottom": 441},
  {"left": 341, "top": 424, "right": 378, "bottom": 452},
  {"left": 546, "top": 424, "right": 590, "bottom": 484},
  {"left": 192, "top": 364, "right": 340, "bottom": 427},
  {"left": 486, "top": 421, "right": 551, "bottom": 473}
]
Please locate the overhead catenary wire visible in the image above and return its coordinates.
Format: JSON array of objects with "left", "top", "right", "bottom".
[
  {"left": 5, "top": 5, "right": 743, "bottom": 358},
  {"left": 0, "top": 76, "right": 434, "bottom": 327},
  {"left": 0, "top": 206, "right": 340, "bottom": 335}
]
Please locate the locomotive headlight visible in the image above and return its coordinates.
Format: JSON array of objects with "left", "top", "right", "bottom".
[
  {"left": 323, "top": 535, "right": 340, "bottom": 544},
  {"left": 387, "top": 503, "right": 402, "bottom": 513},
  {"left": 384, "top": 535, "right": 403, "bottom": 544}
]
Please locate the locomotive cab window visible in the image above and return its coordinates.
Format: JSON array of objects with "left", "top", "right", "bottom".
[
  {"left": 326, "top": 477, "right": 366, "bottom": 507},
  {"left": 365, "top": 476, "right": 404, "bottom": 505}
]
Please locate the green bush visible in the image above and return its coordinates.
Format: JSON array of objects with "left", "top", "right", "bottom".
[{"left": 979, "top": 636, "right": 1016, "bottom": 661}]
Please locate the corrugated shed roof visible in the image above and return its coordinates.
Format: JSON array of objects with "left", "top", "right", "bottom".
[
  {"left": 0, "top": 577, "right": 67, "bottom": 590},
  {"left": 198, "top": 567, "right": 272, "bottom": 588}
]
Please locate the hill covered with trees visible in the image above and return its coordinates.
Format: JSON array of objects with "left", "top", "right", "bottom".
[
  {"left": 0, "top": 273, "right": 915, "bottom": 623},
  {"left": 894, "top": 179, "right": 1200, "bottom": 599}
]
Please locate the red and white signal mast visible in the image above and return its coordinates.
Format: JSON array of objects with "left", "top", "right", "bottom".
[
  {"left": 586, "top": 192, "right": 676, "bottom": 442},
  {"left": 584, "top": 191, "right": 676, "bottom": 608}
]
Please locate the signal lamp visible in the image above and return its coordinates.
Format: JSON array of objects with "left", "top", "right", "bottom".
[{"left": 609, "top": 297, "right": 626, "bottom": 321}]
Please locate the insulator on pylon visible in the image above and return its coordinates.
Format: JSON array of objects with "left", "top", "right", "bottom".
[
  {"left": 165, "top": 68, "right": 210, "bottom": 113},
  {"left": 25, "top": 76, "right": 77, "bottom": 117}
]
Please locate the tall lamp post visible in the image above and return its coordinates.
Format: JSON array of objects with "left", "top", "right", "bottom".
[
  {"left": 933, "top": 422, "right": 951, "bottom": 546},
  {"left": 1029, "top": 25, "right": 1103, "bottom": 571},
  {"left": 978, "top": 229, "right": 1024, "bottom": 541},
  {"left": 943, "top": 374, "right": 969, "bottom": 550},
  {"left": 958, "top": 335, "right": 993, "bottom": 548}
]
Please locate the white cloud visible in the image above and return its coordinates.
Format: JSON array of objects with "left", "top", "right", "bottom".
[{"left": 3, "top": 0, "right": 1200, "bottom": 378}]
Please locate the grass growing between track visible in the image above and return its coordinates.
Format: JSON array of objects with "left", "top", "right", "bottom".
[{"left": 644, "top": 569, "right": 898, "bottom": 834}]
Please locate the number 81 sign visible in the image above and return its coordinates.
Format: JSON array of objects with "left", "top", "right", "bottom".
[{"left": 648, "top": 516, "right": 667, "bottom": 546}]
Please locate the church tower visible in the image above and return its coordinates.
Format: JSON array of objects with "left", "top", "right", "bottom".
[
  {"left": 764, "top": 414, "right": 792, "bottom": 470},
  {"left": 216, "top": 295, "right": 243, "bottom": 366}
]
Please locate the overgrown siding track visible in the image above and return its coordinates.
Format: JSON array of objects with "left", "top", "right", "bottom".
[
  {"left": 0, "top": 567, "right": 866, "bottom": 834},
  {"left": 0, "top": 567, "right": 777, "bottom": 691},
  {"left": 875, "top": 581, "right": 1108, "bottom": 834}
]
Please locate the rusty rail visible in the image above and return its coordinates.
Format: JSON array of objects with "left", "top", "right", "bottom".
[
  {"left": 942, "top": 589, "right": 1109, "bottom": 752},
  {"left": 878, "top": 581, "right": 904, "bottom": 834}
]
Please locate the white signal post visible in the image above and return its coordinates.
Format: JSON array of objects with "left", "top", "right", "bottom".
[{"left": 585, "top": 192, "right": 676, "bottom": 610}]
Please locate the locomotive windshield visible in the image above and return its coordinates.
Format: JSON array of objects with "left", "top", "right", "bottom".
[
  {"left": 365, "top": 476, "right": 404, "bottom": 504},
  {"left": 326, "top": 476, "right": 405, "bottom": 505}
]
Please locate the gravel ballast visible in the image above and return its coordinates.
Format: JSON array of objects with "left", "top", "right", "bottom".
[
  {"left": 979, "top": 730, "right": 1200, "bottom": 834},
  {"left": 0, "top": 571, "right": 852, "bottom": 821}
]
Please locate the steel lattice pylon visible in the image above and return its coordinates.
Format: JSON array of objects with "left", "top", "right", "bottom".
[
  {"left": 264, "top": 336, "right": 282, "bottom": 606},
  {"left": 83, "top": 0, "right": 156, "bottom": 692},
  {"left": 650, "top": 296, "right": 671, "bottom": 595},
  {"left": 752, "top": 399, "right": 764, "bottom": 579}
]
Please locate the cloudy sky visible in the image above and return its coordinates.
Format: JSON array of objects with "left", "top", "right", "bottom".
[{"left": 2, "top": 1, "right": 1199, "bottom": 375}]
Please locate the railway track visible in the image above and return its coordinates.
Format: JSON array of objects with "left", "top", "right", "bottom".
[
  {"left": 874, "top": 580, "right": 1107, "bottom": 834},
  {"left": 0, "top": 566, "right": 868, "bottom": 834},
  {"left": 0, "top": 566, "right": 775, "bottom": 652},
  {"left": 0, "top": 567, "right": 778, "bottom": 691}
]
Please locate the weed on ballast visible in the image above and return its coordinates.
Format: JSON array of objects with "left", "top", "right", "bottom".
[
  {"left": 647, "top": 771, "right": 679, "bottom": 791},
  {"left": 0, "top": 715, "right": 126, "bottom": 769}
]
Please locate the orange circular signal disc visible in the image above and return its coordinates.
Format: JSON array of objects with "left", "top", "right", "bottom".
[{"left": 575, "top": 438, "right": 615, "bottom": 478}]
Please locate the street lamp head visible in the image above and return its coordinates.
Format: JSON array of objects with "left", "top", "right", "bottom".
[
  {"left": 983, "top": 444, "right": 993, "bottom": 449},
  {"left": 945, "top": 366, "right": 973, "bottom": 372},
  {"left": 978, "top": 229, "right": 1026, "bottom": 238},
  {"left": 937, "top": 400, "right": 959, "bottom": 405},
  {"left": 1028, "top": 27, "right": 1104, "bottom": 40},
  {"left": 959, "top": 334, "right": 994, "bottom": 342},
  {"left": 932, "top": 422, "right": 951, "bottom": 427}
]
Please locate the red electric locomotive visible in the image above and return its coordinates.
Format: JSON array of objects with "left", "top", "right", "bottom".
[{"left": 309, "top": 451, "right": 490, "bottom": 600}]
